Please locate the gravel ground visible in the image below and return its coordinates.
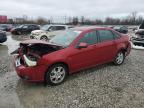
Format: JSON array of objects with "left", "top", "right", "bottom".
[{"left": 0, "top": 32, "right": 144, "bottom": 108}]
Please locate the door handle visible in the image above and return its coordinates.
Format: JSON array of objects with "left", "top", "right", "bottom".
[{"left": 93, "top": 44, "right": 97, "bottom": 47}]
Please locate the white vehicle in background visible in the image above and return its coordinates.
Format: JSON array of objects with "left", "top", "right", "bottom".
[
  {"left": 134, "top": 22, "right": 144, "bottom": 32},
  {"left": 30, "top": 25, "right": 73, "bottom": 41}
]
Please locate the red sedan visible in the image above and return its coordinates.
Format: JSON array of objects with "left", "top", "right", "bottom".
[{"left": 12, "top": 27, "right": 131, "bottom": 85}]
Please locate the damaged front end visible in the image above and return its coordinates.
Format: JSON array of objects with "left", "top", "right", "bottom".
[
  {"left": 11, "top": 39, "right": 63, "bottom": 67},
  {"left": 11, "top": 39, "right": 64, "bottom": 81}
]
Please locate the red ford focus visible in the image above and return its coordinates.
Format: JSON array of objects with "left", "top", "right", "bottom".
[{"left": 12, "top": 27, "right": 131, "bottom": 85}]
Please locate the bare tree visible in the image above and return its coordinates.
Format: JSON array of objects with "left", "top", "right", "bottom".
[
  {"left": 72, "top": 17, "right": 79, "bottom": 25},
  {"left": 36, "top": 17, "right": 48, "bottom": 25}
]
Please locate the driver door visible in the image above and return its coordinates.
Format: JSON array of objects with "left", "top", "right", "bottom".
[
  {"left": 21, "top": 25, "right": 28, "bottom": 34},
  {"left": 69, "top": 30, "right": 99, "bottom": 72}
]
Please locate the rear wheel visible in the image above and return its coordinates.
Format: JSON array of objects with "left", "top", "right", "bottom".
[
  {"left": 114, "top": 51, "right": 125, "bottom": 65},
  {"left": 45, "top": 64, "right": 68, "bottom": 86},
  {"left": 40, "top": 36, "right": 48, "bottom": 41}
]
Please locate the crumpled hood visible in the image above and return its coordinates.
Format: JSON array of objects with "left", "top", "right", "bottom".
[
  {"left": 20, "top": 39, "right": 64, "bottom": 48},
  {"left": 11, "top": 39, "right": 64, "bottom": 67}
]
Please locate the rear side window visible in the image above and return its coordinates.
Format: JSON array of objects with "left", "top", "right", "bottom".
[
  {"left": 22, "top": 25, "right": 28, "bottom": 29},
  {"left": 56, "top": 26, "right": 66, "bottom": 30},
  {"left": 79, "top": 31, "right": 97, "bottom": 45},
  {"left": 98, "top": 30, "right": 114, "bottom": 42}
]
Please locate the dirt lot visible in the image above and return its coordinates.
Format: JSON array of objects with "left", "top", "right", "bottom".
[{"left": 0, "top": 31, "right": 144, "bottom": 108}]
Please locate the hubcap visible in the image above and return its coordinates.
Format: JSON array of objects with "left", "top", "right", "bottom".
[
  {"left": 116, "top": 52, "right": 124, "bottom": 64},
  {"left": 41, "top": 36, "right": 47, "bottom": 41},
  {"left": 50, "top": 66, "right": 66, "bottom": 84}
]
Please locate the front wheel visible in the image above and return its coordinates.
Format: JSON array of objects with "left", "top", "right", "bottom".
[
  {"left": 45, "top": 64, "right": 68, "bottom": 86},
  {"left": 114, "top": 51, "right": 125, "bottom": 65}
]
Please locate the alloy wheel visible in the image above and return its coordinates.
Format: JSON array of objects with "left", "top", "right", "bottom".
[{"left": 50, "top": 66, "right": 66, "bottom": 84}]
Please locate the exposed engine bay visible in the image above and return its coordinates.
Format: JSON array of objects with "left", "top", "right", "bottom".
[{"left": 11, "top": 40, "right": 63, "bottom": 67}]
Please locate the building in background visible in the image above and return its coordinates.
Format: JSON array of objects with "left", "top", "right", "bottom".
[{"left": 0, "top": 15, "right": 8, "bottom": 23}]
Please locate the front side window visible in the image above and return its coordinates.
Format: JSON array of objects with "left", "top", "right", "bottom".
[
  {"left": 98, "top": 30, "right": 114, "bottom": 42},
  {"left": 41, "top": 25, "right": 50, "bottom": 31},
  {"left": 79, "top": 31, "right": 97, "bottom": 45},
  {"left": 22, "top": 25, "right": 28, "bottom": 29},
  {"left": 48, "top": 26, "right": 56, "bottom": 31}
]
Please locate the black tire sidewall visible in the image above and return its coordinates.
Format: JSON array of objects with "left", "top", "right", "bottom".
[{"left": 45, "top": 64, "right": 68, "bottom": 86}]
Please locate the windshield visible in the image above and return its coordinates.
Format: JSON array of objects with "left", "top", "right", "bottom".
[
  {"left": 114, "top": 26, "right": 121, "bottom": 29},
  {"left": 139, "top": 22, "right": 144, "bottom": 29},
  {"left": 49, "top": 30, "right": 81, "bottom": 46},
  {"left": 41, "top": 25, "right": 50, "bottom": 31},
  {"left": 18, "top": 25, "right": 24, "bottom": 28}
]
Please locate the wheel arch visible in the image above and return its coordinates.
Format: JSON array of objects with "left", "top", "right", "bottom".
[
  {"left": 117, "top": 42, "right": 130, "bottom": 56},
  {"left": 44, "top": 61, "right": 70, "bottom": 82},
  {"left": 115, "top": 48, "right": 127, "bottom": 58}
]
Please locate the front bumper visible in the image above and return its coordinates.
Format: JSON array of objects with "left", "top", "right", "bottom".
[
  {"left": 14, "top": 57, "right": 48, "bottom": 82},
  {"left": 126, "top": 42, "right": 131, "bottom": 56}
]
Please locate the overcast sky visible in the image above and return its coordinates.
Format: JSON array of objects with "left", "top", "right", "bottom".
[{"left": 0, "top": 0, "right": 144, "bottom": 19}]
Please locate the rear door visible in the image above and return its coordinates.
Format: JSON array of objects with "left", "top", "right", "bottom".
[{"left": 96, "top": 29, "right": 117, "bottom": 62}]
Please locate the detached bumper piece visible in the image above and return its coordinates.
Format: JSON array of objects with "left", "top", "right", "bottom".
[{"left": 23, "top": 55, "right": 37, "bottom": 67}]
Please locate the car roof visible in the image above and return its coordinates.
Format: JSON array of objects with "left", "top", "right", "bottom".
[
  {"left": 23, "top": 24, "right": 39, "bottom": 26},
  {"left": 44, "top": 24, "right": 69, "bottom": 27},
  {"left": 72, "top": 26, "right": 111, "bottom": 31}
]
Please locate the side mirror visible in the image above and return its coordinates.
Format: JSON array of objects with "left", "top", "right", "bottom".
[{"left": 77, "top": 42, "right": 88, "bottom": 49}]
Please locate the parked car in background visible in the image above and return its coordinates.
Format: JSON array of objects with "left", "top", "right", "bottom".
[
  {"left": 30, "top": 25, "right": 72, "bottom": 41},
  {"left": 135, "top": 30, "right": 144, "bottom": 38},
  {"left": 0, "top": 24, "right": 13, "bottom": 32},
  {"left": 132, "top": 38, "right": 144, "bottom": 47},
  {"left": 134, "top": 21, "right": 144, "bottom": 32},
  {"left": 132, "top": 27, "right": 144, "bottom": 47},
  {"left": 113, "top": 26, "right": 128, "bottom": 34},
  {"left": 0, "top": 30, "right": 7, "bottom": 43},
  {"left": 11, "top": 24, "right": 40, "bottom": 35},
  {"left": 12, "top": 27, "right": 131, "bottom": 85},
  {"left": 108, "top": 26, "right": 114, "bottom": 29}
]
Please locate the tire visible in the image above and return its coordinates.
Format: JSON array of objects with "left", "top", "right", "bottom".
[
  {"left": 45, "top": 64, "right": 68, "bottom": 86},
  {"left": 114, "top": 51, "right": 125, "bottom": 65},
  {"left": 17, "top": 31, "right": 21, "bottom": 35},
  {"left": 40, "top": 36, "right": 48, "bottom": 41}
]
